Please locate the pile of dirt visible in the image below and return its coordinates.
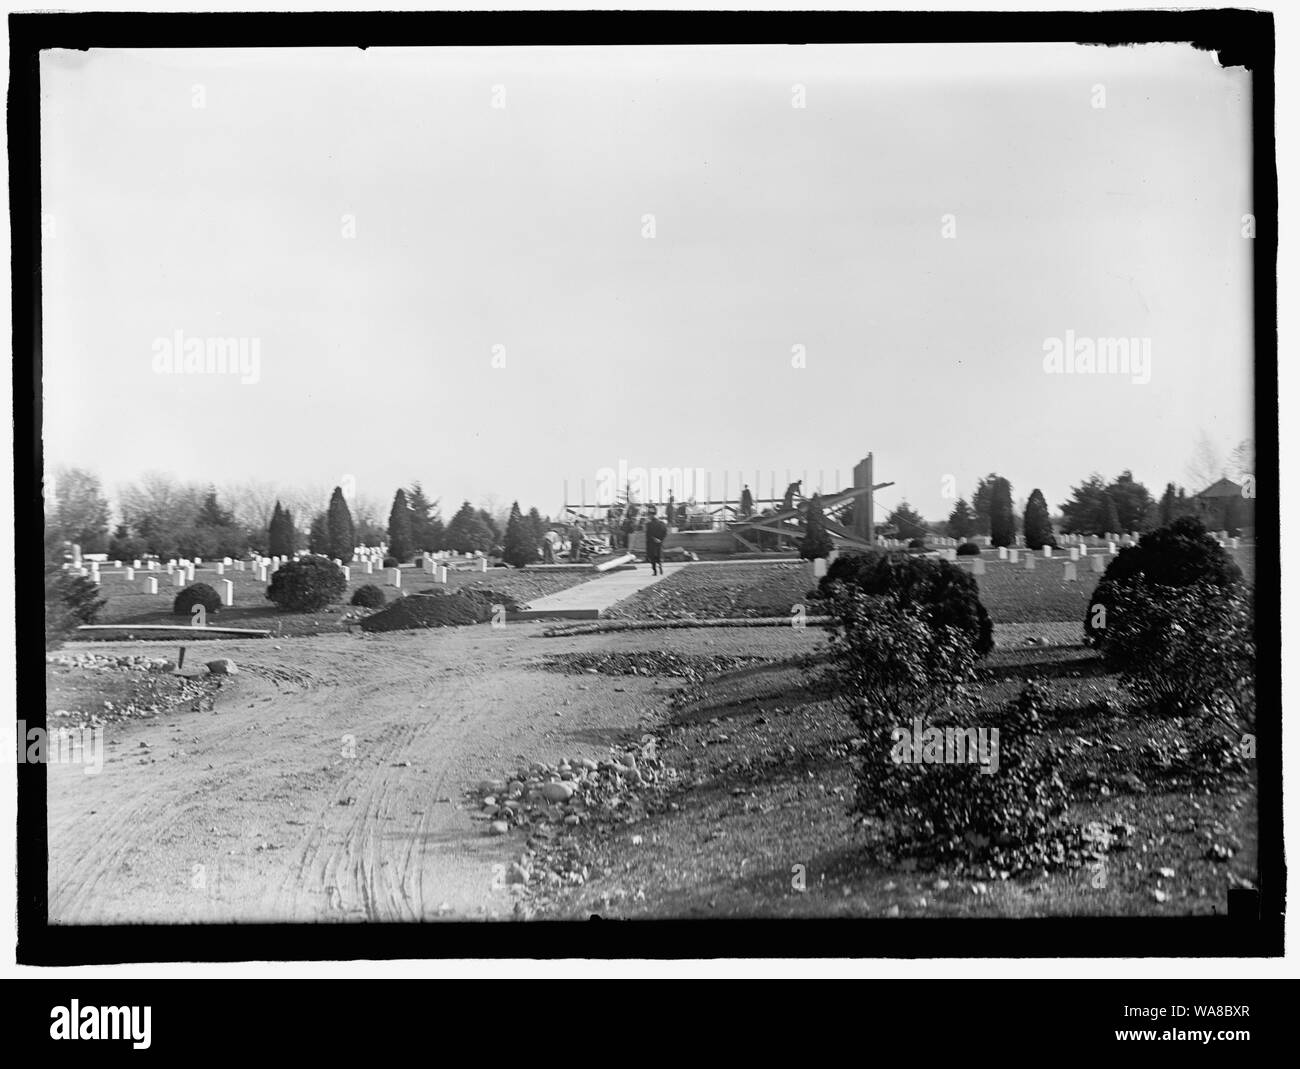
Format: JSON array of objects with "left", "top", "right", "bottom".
[
  {"left": 539, "top": 650, "right": 768, "bottom": 679},
  {"left": 358, "top": 588, "right": 523, "bottom": 632}
]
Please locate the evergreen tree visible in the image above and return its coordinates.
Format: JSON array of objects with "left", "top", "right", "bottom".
[
  {"left": 446, "top": 501, "right": 494, "bottom": 554},
  {"left": 387, "top": 489, "right": 414, "bottom": 563},
  {"left": 407, "top": 482, "right": 442, "bottom": 552},
  {"left": 887, "top": 501, "right": 929, "bottom": 543},
  {"left": 946, "top": 498, "right": 976, "bottom": 541},
  {"left": 1059, "top": 474, "right": 1109, "bottom": 535},
  {"left": 740, "top": 485, "right": 754, "bottom": 517},
  {"left": 326, "top": 486, "right": 356, "bottom": 563},
  {"left": 1105, "top": 470, "right": 1154, "bottom": 533},
  {"left": 477, "top": 508, "right": 501, "bottom": 544},
  {"left": 1101, "top": 492, "right": 1121, "bottom": 536},
  {"left": 1023, "top": 488, "right": 1055, "bottom": 549},
  {"left": 526, "top": 507, "right": 546, "bottom": 550},
  {"left": 799, "top": 494, "right": 833, "bottom": 560},
  {"left": 267, "top": 501, "right": 287, "bottom": 556},
  {"left": 308, "top": 512, "right": 330, "bottom": 554},
  {"left": 988, "top": 477, "right": 1016, "bottom": 548},
  {"left": 502, "top": 502, "right": 536, "bottom": 568}
]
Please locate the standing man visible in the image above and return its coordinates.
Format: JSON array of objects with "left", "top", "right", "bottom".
[{"left": 644, "top": 507, "right": 668, "bottom": 576}]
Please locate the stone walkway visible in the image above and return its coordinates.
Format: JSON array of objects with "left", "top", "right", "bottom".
[{"left": 510, "top": 562, "right": 690, "bottom": 620}]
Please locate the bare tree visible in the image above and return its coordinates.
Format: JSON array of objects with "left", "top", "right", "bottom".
[{"left": 1185, "top": 430, "right": 1225, "bottom": 492}]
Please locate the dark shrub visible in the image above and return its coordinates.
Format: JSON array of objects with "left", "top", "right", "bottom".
[
  {"left": 382, "top": 556, "right": 399, "bottom": 569},
  {"left": 1105, "top": 580, "right": 1255, "bottom": 723},
  {"left": 1085, "top": 516, "right": 1243, "bottom": 648},
  {"left": 956, "top": 542, "right": 981, "bottom": 556},
  {"left": 907, "top": 537, "right": 926, "bottom": 550},
  {"left": 820, "top": 550, "right": 994, "bottom": 657},
  {"left": 173, "top": 582, "right": 221, "bottom": 617},
  {"left": 44, "top": 565, "right": 107, "bottom": 650},
  {"left": 266, "top": 554, "right": 347, "bottom": 612},
  {"left": 350, "top": 584, "right": 386, "bottom": 609}
]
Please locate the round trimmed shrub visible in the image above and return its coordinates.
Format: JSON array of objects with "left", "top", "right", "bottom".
[
  {"left": 907, "top": 538, "right": 927, "bottom": 550},
  {"left": 819, "top": 550, "right": 994, "bottom": 657},
  {"left": 350, "top": 584, "right": 386, "bottom": 609},
  {"left": 1085, "top": 516, "right": 1243, "bottom": 650},
  {"left": 266, "top": 554, "right": 347, "bottom": 612},
  {"left": 173, "top": 582, "right": 221, "bottom": 617},
  {"left": 956, "top": 542, "right": 981, "bottom": 556},
  {"left": 382, "top": 556, "right": 399, "bottom": 569}
]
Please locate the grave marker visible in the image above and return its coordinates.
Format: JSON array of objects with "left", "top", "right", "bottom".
[
  {"left": 998, "top": 546, "right": 1007, "bottom": 560},
  {"left": 390, "top": 568, "right": 401, "bottom": 588},
  {"left": 1069, "top": 548, "right": 1079, "bottom": 561},
  {"left": 1009, "top": 549, "right": 1019, "bottom": 564},
  {"left": 972, "top": 558, "right": 985, "bottom": 575},
  {"left": 1024, "top": 553, "right": 1035, "bottom": 570},
  {"left": 221, "top": 579, "right": 234, "bottom": 606},
  {"left": 125, "top": 567, "right": 135, "bottom": 581},
  {"left": 1064, "top": 562, "right": 1077, "bottom": 582},
  {"left": 147, "top": 577, "right": 158, "bottom": 594},
  {"left": 1042, "top": 546, "right": 1052, "bottom": 559},
  {"left": 1091, "top": 555, "right": 1105, "bottom": 573}
]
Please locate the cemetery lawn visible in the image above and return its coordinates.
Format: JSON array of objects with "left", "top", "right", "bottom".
[
  {"left": 525, "top": 640, "right": 1257, "bottom": 919},
  {"left": 82, "top": 565, "right": 597, "bottom": 638}
]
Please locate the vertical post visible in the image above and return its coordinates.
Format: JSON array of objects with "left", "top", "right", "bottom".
[
  {"left": 722, "top": 471, "right": 728, "bottom": 511},
  {"left": 580, "top": 479, "right": 586, "bottom": 517}
]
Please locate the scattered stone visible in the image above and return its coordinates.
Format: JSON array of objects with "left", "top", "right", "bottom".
[{"left": 206, "top": 659, "right": 238, "bottom": 675}]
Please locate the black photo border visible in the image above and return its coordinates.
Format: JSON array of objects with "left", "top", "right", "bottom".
[{"left": 10, "top": 7, "right": 1281, "bottom": 964}]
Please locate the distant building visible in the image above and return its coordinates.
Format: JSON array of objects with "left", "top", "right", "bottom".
[{"left": 1192, "top": 477, "right": 1253, "bottom": 533}]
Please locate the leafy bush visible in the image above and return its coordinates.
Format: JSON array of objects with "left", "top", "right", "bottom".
[
  {"left": 956, "top": 542, "right": 981, "bottom": 556},
  {"left": 1085, "top": 516, "right": 1242, "bottom": 648},
  {"left": 44, "top": 565, "right": 107, "bottom": 650},
  {"left": 907, "top": 537, "right": 926, "bottom": 550},
  {"left": 382, "top": 556, "right": 399, "bottom": 569},
  {"left": 350, "top": 584, "right": 386, "bottom": 609},
  {"left": 820, "top": 550, "right": 994, "bottom": 657},
  {"left": 266, "top": 554, "right": 347, "bottom": 612},
  {"left": 1103, "top": 580, "right": 1255, "bottom": 723},
  {"left": 173, "top": 582, "right": 221, "bottom": 617},
  {"left": 1022, "top": 489, "right": 1056, "bottom": 550}
]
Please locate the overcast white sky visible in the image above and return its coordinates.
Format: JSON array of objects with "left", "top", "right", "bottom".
[{"left": 40, "top": 42, "right": 1253, "bottom": 522}]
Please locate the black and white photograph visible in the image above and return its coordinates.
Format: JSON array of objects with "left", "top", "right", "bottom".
[{"left": 8, "top": 5, "right": 1286, "bottom": 987}]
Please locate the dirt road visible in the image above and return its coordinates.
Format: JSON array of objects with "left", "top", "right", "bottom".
[{"left": 47, "top": 622, "right": 821, "bottom": 923}]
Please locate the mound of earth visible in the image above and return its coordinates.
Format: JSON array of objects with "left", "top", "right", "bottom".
[
  {"left": 540, "top": 650, "right": 768, "bottom": 679},
  {"left": 358, "top": 588, "right": 523, "bottom": 632}
]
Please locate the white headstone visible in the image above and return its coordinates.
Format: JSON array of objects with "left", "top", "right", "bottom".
[
  {"left": 813, "top": 557, "right": 828, "bottom": 578},
  {"left": 1042, "top": 546, "right": 1052, "bottom": 558},
  {"left": 216, "top": 562, "right": 225, "bottom": 575},
  {"left": 235, "top": 559, "right": 245, "bottom": 571},
  {"left": 998, "top": 546, "right": 1007, "bottom": 560},
  {"left": 972, "top": 558, "right": 985, "bottom": 575},
  {"left": 186, "top": 566, "right": 196, "bottom": 582},
  {"left": 173, "top": 569, "right": 185, "bottom": 587},
  {"left": 223, "top": 557, "right": 232, "bottom": 566},
  {"left": 114, "top": 560, "right": 121, "bottom": 568},
  {"left": 148, "top": 561, "right": 158, "bottom": 571},
  {"left": 166, "top": 563, "right": 175, "bottom": 575},
  {"left": 363, "top": 561, "right": 373, "bottom": 575},
  {"left": 132, "top": 559, "right": 141, "bottom": 569},
  {"left": 1107, "top": 542, "right": 1116, "bottom": 555},
  {"left": 147, "top": 577, "right": 158, "bottom": 594},
  {"left": 390, "top": 567, "right": 401, "bottom": 588},
  {"left": 258, "top": 565, "right": 268, "bottom": 582},
  {"left": 125, "top": 567, "right": 135, "bottom": 581},
  {"left": 342, "top": 566, "right": 350, "bottom": 582},
  {"left": 1064, "top": 562, "right": 1077, "bottom": 582},
  {"left": 1079, "top": 545, "right": 1088, "bottom": 556},
  {"left": 1229, "top": 536, "right": 1240, "bottom": 549},
  {"left": 1009, "top": 549, "right": 1019, "bottom": 564},
  {"left": 478, "top": 558, "right": 488, "bottom": 573},
  {"left": 1024, "top": 553, "right": 1035, "bottom": 570},
  {"left": 1091, "top": 554, "right": 1105, "bottom": 573},
  {"left": 437, "top": 565, "right": 447, "bottom": 584},
  {"left": 222, "top": 579, "right": 234, "bottom": 606},
  {"left": 1069, "top": 548, "right": 1079, "bottom": 561}
]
